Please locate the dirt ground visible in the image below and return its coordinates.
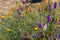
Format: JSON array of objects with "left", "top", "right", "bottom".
[
  {"left": 0, "top": 0, "right": 59, "bottom": 15},
  {"left": 0, "top": 0, "right": 18, "bottom": 15}
]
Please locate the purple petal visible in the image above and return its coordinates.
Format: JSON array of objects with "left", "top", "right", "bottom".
[
  {"left": 47, "top": 15, "right": 50, "bottom": 19},
  {"left": 17, "top": 7, "right": 21, "bottom": 14},
  {"left": 58, "top": 34, "right": 60, "bottom": 39},
  {"left": 21, "top": 0, "right": 26, "bottom": 5},
  {"left": 54, "top": 2, "right": 57, "bottom": 8},
  {"left": 47, "top": 15, "right": 50, "bottom": 23},
  {"left": 38, "top": 22, "right": 42, "bottom": 28}
]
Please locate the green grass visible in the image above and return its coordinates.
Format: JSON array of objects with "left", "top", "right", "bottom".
[{"left": 0, "top": 4, "right": 60, "bottom": 40}]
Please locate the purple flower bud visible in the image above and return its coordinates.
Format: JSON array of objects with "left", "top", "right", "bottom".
[
  {"left": 17, "top": 7, "right": 21, "bottom": 14},
  {"left": 17, "top": 9, "right": 20, "bottom": 14},
  {"left": 38, "top": 22, "right": 42, "bottom": 28},
  {"left": 58, "top": 34, "right": 60, "bottom": 39},
  {"left": 23, "top": 1, "right": 26, "bottom": 5},
  {"left": 47, "top": 15, "right": 50, "bottom": 20},
  {"left": 21, "top": 0, "right": 26, "bottom": 5},
  {"left": 54, "top": 2, "right": 57, "bottom": 8},
  {"left": 47, "top": 15, "right": 50, "bottom": 23}
]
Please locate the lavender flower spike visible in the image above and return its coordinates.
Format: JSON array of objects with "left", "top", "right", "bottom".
[
  {"left": 38, "top": 22, "right": 42, "bottom": 28},
  {"left": 47, "top": 15, "right": 50, "bottom": 23},
  {"left": 21, "top": 0, "right": 26, "bottom": 5},
  {"left": 17, "top": 7, "right": 21, "bottom": 14},
  {"left": 54, "top": 2, "right": 57, "bottom": 8},
  {"left": 58, "top": 34, "right": 60, "bottom": 39}
]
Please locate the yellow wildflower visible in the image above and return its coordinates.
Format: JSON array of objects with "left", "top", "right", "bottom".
[
  {"left": 32, "top": 15, "right": 36, "bottom": 20},
  {"left": 55, "top": 17, "right": 59, "bottom": 25},
  {"left": 33, "top": 5, "right": 37, "bottom": 9},
  {"left": 6, "top": 11, "right": 13, "bottom": 16},
  {"left": 7, "top": 28, "right": 11, "bottom": 32},
  {"left": 27, "top": 7, "right": 31, "bottom": 13},
  {"left": 34, "top": 27, "right": 38, "bottom": 31},
  {"left": 46, "top": 1, "right": 48, "bottom": 6},
  {"left": 40, "top": 5, "right": 43, "bottom": 10},
  {"left": 21, "top": 12, "right": 25, "bottom": 17},
  {"left": 15, "top": 2, "right": 20, "bottom": 9},
  {"left": 58, "top": 8, "right": 60, "bottom": 12},
  {"left": 5, "top": 16, "right": 9, "bottom": 19},
  {"left": 0, "top": 16, "right": 5, "bottom": 19},
  {"left": 34, "top": 8, "right": 36, "bottom": 12}
]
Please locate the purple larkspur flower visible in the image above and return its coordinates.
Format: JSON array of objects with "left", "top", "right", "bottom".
[
  {"left": 17, "top": 9, "right": 20, "bottom": 14},
  {"left": 22, "top": 1, "right": 26, "bottom": 5},
  {"left": 54, "top": 2, "right": 57, "bottom": 8},
  {"left": 47, "top": 15, "right": 50, "bottom": 20},
  {"left": 56, "top": 33, "right": 60, "bottom": 40},
  {"left": 38, "top": 22, "right": 42, "bottom": 28},
  {"left": 47, "top": 15, "right": 50, "bottom": 23},
  {"left": 17, "top": 7, "right": 23, "bottom": 14},
  {"left": 17, "top": 7, "right": 21, "bottom": 14},
  {"left": 58, "top": 34, "right": 60, "bottom": 39},
  {"left": 21, "top": 0, "right": 26, "bottom": 5}
]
